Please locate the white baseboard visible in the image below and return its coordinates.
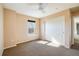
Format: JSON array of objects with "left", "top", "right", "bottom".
[
  {"left": 0, "top": 49, "right": 4, "bottom": 56},
  {"left": 4, "top": 45, "right": 17, "bottom": 49}
]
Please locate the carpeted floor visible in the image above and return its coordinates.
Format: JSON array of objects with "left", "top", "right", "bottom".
[
  {"left": 71, "top": 43, "right": 79, "bottom": 50},
  {"left": 3, "top": 40, "right": 79, "bottom": 56}
]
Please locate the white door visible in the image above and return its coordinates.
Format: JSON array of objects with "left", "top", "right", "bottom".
[{"left": 45, "top": 16, "right": 65, "bottom": 46}]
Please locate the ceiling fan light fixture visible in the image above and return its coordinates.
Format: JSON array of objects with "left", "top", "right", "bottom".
[{"left": 38, "top": 3, "right": 48, "bottom": 13}]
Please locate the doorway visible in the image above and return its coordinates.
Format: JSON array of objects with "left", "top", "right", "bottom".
[{"left": 71, "top": 16, "right": 79, "bottom": 49}]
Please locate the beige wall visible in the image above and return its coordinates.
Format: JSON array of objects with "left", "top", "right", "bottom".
[
  {"left": 4, "top": 8, "right": 17, "bottom": 49},
  {"left": 41, "top": 9, "right": 72, "bottom": 48},
  {"left": 16, "top": 13, "right": 40, "bottom": 44},
  {"left": 4, "top": 8, "right": 40, "bottom": 49},
  {"left": 0, "top": 4, "right": 4, "bottom": 55},
  {"left": 72, "top": 11, "right": 79, "bottom": 16}
]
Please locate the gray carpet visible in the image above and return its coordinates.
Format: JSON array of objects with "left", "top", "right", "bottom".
[{"left": 3, "top": 40, "right": 79, "bottom": 56}]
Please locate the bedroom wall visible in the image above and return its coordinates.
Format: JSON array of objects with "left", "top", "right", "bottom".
[
  {"left": 4, "top": 8, "right": 18, "bottom": 49},
  {"left": 40, "top": 9, "right": 72, "bottom": 48},
  {"left": 16, "top": 13, "right": 40, "bottom": 44},
  {"left": 4, "top": 8, "right": 40, "bottom": 49},
  {"left": 0, "top": 4, "right": 4, "bottom": 55}
]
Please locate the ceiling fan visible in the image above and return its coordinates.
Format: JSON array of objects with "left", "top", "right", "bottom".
[
  {"left": 28, "top": 3, "right": 48, "bottom": 13},
  {"left": 38, "top": 3, "right": 48, "bottom": 13}
]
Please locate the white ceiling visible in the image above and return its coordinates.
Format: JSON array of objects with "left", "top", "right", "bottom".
[{"left": 2, "top": 3, "right": 79, "bottom": 18}]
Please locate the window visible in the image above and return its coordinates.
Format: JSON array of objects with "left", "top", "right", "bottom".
[
  {"left": 28, "top": 20, "right": 36, "bottom": 34},
  {"left": 77, "top": 23, "right": 79, "bottom": 35}
]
